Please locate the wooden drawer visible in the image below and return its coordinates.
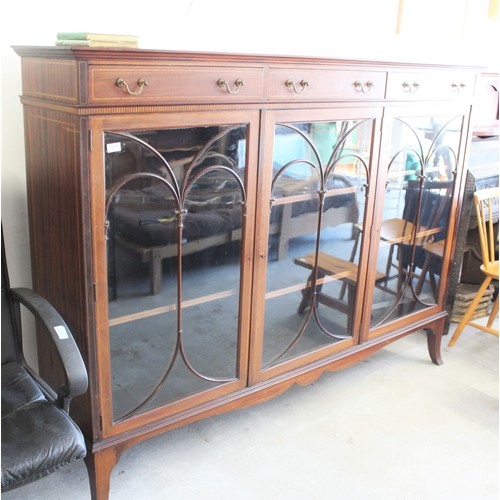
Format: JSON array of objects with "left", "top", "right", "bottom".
[
  {"left": 268, "top": 68, "right": 387, "bottom": 101},
  {"left": 89, "top": 65, "right": 264, "bottom": 104},
  {"left": 387, "top": 71, "right": 476, "bottom": 100}
]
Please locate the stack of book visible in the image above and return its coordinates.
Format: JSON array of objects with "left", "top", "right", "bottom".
[{"left": 55, "top": 33, "right": 138, "bottom": 48}]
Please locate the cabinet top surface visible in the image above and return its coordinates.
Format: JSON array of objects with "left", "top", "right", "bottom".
[{"left": 12, "top": 45, "right": 484, "bottom": 71}]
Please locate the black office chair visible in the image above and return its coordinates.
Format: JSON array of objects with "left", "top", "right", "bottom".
[{"left": 1, "top": 229, "right": 88, "bottom": 492}]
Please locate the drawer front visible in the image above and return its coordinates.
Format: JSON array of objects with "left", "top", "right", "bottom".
[
  {"left": 387, "top": 71, "right": 476, "bottom": 100},
  {"left": 268, "top": 68, "right": 387, "bottom": 101},
  {"left": 89, "top": 65, "right": 265, "bottom": 104}
]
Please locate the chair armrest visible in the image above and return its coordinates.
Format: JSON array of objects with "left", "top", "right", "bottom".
[{"left": 10, "top": 287, "right": 88, "bottom": 412}]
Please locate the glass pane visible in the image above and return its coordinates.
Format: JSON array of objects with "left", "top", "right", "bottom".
[
  {"left": 104, "top": 124, "right": 247, "bottom": 421},
  {"left": 370, "top": 115, "right": 461, "bottom": 327},
  {"left": 263, "top": 120, "right": 373, "bottom": 368}
]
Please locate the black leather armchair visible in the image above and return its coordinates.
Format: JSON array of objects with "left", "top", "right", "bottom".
[{"left": 1, "top": 232, "right": 88, "bottom": 492}]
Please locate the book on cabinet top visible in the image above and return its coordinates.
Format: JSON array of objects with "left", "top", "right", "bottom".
[
  {"left": 55, "top": 39, "right": 138, "bottom": 48},
  {"left": 56, "top": 32, "right": 138, "bottom": 42}
]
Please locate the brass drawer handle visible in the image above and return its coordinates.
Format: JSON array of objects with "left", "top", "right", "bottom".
[
  {"left": 354, "top": 80, "right": 374, "bottom": 94},
  {"left": 285, "top": 79, "right": 309, "bottom": 94},
  {"left": 116, "top": 77, "right": 148, "bottom": 96},
  {"left": 217, "top": 78, "right": 244, "bottom": 94},
  {"left": 402, "top": 81, "right": 420, "bottom": 94},
  {"left": 451, "top": 82, "right": 466, "bottom": 93}
]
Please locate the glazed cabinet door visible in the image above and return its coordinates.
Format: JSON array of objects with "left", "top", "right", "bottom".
[
  {"left": 366, "top": 103, "right": 471, "bottom": 336},
  {"left": 90, "top": 110, "right": 259, "bottom": 435},
  {"left": 251, "top": 107, "right": 382, "bottom": 381}
]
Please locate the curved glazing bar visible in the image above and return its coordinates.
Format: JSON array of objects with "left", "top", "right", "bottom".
[
  {"left": 263, "top": 119, "right": 373, "bottom": 368},
  {"left": 370, "top": 115, "right": 462, "bottom": 328},
  {"left": 104, "top": 125, "right": 248, "bottom": 421}
]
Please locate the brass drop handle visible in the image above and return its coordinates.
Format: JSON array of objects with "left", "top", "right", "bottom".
[
  {"left": 402, "top": 81, "right": 420, "bottom": 94},
  {"left": 217, "top": 78, "right": 244, "bottom": 94},
  {"left": 286, "top": 79, "right": 309, "bottom": 94},
  {"left": 116, "top": 78, "right": 148, "bottom": 96},
  {"left": 451, "top": 82, "right": 466, "bottom": 93},
  {"left": 354, "top": 80, "right": 374, "bottom": 93}
]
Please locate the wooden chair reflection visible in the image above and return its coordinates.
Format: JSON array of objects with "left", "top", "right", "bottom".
[
  {"left": 294, "top": 252, "right": 385, "bottom": 332},
  {"left": 349, "top": 180, "right": 452, "bottom": 298},
  {"left": 414, "top": 239, "right": 445, "bottom": 299},
  {"left": 398, "top": 181, "right": 452, "bottom": 299},
  {"left": 448, "top": 187, "right": 499, "bottom": 346}
]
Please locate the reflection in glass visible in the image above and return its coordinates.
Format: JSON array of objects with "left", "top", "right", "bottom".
[
  {"left": 370, "top": 115, "right": 461, "bottom": 327},
  {"left": 104, "top": 125, "right": 247, "bottom": 421},
  {"left": 263, "top": 120, "right": 374, "bottom": 368}
]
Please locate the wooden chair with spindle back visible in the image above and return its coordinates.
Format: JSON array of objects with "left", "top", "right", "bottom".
[{"left": 448, "top": 187, "right": 499, "bottom": 346}]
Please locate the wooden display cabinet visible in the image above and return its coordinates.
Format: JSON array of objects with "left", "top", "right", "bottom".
[{"left": 13, "top": 46, "right": 479, "bottom": 499}]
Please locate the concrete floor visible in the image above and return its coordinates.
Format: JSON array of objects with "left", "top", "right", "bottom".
[{"left": 3, "top": 320, "right": 498, "bottom": 500}]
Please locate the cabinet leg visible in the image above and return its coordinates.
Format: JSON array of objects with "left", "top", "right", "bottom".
[
  {"left": 425, "top": 325, "right": 443, "bottom": 366},
  {"left": 85, "top": 447, "right": 119, "bottom": 500}
]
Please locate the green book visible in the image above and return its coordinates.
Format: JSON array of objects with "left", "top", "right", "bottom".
[{"left": 56, "top": 32, "right": 137, "bottom": 42}]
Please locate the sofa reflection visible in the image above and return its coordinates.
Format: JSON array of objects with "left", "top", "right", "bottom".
[{"left": 107, "top": 173, "right": 359, "bottom": 297}]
